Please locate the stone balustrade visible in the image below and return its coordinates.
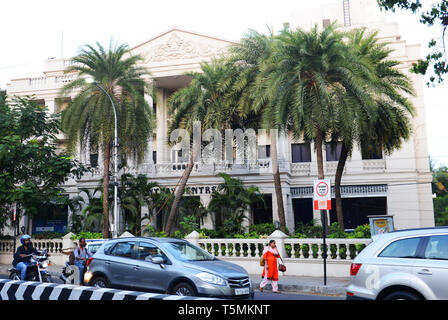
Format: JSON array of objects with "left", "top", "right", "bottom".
[
  {"left": 186, "top": 231, "right": 371, "bottom": 261},
  {"left": 185, "top": 230, "right": 372, "bottom": 277},
  {"left": 1, "top": 231, "right": 371, "bottom": 277}
]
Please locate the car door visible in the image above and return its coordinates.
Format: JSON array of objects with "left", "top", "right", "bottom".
[
  {"left": 374, "top": 236, "right": 424, "bottom": 289},
  {"left": 107, "top": 241, "right": 137, "bottom": 289},
  {"left": 133, "top": 241, "right": 172, "bottom": 293},
  {"left": 413, "top": 235, "right": 448, "bottom": 299}
]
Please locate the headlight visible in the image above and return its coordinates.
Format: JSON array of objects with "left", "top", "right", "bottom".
[
  {"left": 41, "top": 262, "right": 48, "bottom": 268},
  {"left": 196, "top": 272, "right": 227, "bottom": 286}
]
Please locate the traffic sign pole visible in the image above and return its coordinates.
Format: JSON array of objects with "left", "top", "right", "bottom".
[
  {"left": 314, "top": 179, "right": 331, "bottom": 286},
  {"left": 322, "top": 210, "right": 327, "bottom": 286}
]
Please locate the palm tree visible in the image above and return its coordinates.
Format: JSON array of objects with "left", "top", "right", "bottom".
[
  {"left": 208, "top": 173, "right": 264, "bottom": 234},
  {"left": 59, "top": 41, "right": 154, "bottom": 238},
  {"left": 68, "top": 187, "right": 104, "bottom": 233},
  {"left": 331, "top": 28, "right": 415, "bottom": 230},
  {"left": 119, "top": 173, "right": 160, "bottom": 235},
  {"left": 226, "top": 29, "right": 288, "bottom": 232},
  {"left": 256, "top": 23, "right": 376, "bottom": 229},
  {"left": 164, "top": 60, "right": 240, "bottom": 235}
]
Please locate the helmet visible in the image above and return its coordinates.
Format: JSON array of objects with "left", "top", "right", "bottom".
[{"left": 20, "top": 234, "right": 31, "bottom": 245}]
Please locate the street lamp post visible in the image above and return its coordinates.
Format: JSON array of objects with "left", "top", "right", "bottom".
[{"left": 93, "top": 82, "right": 119, "bottom": 238}]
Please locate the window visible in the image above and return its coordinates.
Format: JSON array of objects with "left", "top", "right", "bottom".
[
  {"left": 161, "top": 241, "right": 215, "bottom": 261},
  {"left": 153, "top": 102, "right": 157, "bottom": 115},
  {"left": 291, "top": 143, "right": 311, "bottom": 163},
  {"left": 362, "top": 145, "right": 383, "bottom": 160},
  {"left": 378, "top": 237, "right": 422, "bottom": 258},
  {"left": 153, "top": 151, "right": 157, "bottom": 164},
  {"left": 258, "top": 145, "right": 270, "bottom": 159},
  {"left": 424, "top": 235, "right": 448, "bottom": 260},
  {"left": 136, "top": 242, "right": 168, "bottom": 262},
  {"left": 171, "top": 149, "right": 183, "bottom": 163},
  {"left": 90, "top": 153, "right": 98, "bottom": 167},
  {"left": 326, "top": 142, "right": 342, "bottom": 162},
  {"left": 109, "top": 241, "right": 136, "bottom": 258}
]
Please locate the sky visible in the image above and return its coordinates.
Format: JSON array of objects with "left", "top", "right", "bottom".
[{"left": 1, "top": 0, "right": 447, "bottom": 167}]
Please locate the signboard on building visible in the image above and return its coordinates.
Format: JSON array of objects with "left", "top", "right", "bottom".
[
  {"left": 368, "top": 215, "right": 394, "bottom": 236},
  {"left": 313, "top": 179, "right": 332, "bottom": 210}
]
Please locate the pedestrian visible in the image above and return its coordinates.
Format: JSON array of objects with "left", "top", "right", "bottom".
[
  {"left": 12, "top": 235, "right": 40, "bottom": 280},
  {"left": 259, "top": 239, "right": 281, "bottom": 293},
  {"left": 74, "top": 237, "right": 92, "bottom": 285}
]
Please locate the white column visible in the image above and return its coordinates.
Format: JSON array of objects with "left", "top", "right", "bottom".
[
  {"left": 143, "top": 92, "right": 154, "bottom": 167},
  {"left": 156, "top": 88, "right": 170, "bottom": 164},
  {"left": 277, "top": 130, "right": 290, "bottom": 172},
  {"left": 285, "top": 193, "right": 294, "bottom": 233},
  {"left": 46, "top": 98, "right": 56, "bottom": 114}
]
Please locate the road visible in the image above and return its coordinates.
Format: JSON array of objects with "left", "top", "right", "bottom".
[{"left": 0, "top": 274, "right": 343, "bottom": 300}]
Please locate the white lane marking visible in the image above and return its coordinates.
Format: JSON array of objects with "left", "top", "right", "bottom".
[
  {"left": 89, "top": 287, "right": 115, "bottom": 300},
  {"left": 31, "top": 282, "right": 53, "bottom": 300},
  {"left": 134, "top": 292, "right": 160, "bottom": 300}
]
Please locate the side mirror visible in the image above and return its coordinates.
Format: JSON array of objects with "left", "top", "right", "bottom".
[{"left": 151, "top": 256, "right": 165, "bottom": 264}]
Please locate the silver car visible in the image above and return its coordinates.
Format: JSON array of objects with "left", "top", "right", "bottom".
[
  {"left": 346, "top": 227, "right": 448, "bottom": 300},
  {"left": 86, "top": 240, "right": 105, "bottom": 255},
  {"left": 84, "top": 237, "right": 254, "bottom": 299}
]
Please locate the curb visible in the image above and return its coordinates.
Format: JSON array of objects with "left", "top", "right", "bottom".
[
  {"left": 250, "top": 279, "right": 347, "bottom": 296},
  {"left": 0, "top": 279, "right": 214, "bottom": 300},
  {"left": 1, "top": 265, "right": 347, "bottom": 296}
]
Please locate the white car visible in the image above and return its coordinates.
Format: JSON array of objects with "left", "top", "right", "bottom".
[{"left": 346, "top": 227, "right": 448, "bottom": 300}]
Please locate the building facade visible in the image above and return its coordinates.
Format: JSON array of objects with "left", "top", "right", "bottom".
[{"left": 6, "top": 0, "right": 434, "bottom": 234}]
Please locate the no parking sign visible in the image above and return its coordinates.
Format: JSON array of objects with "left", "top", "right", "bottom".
[{"left": 313, "top": 179, "right": 332, "bottom": 210}]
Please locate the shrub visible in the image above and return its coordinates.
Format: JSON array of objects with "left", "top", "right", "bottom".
[
  {"left": 70, "top": 232, "right": 103, "bottom": 240},
  {"left": 34, "top": 232, "right": 64, "bottom": 239},
  {"left": 146, "top": 225, "right": 168, "bottom": 238},
  {"left": 328, "top": 222, "right": 347, "bottom": 238},
  {"left": 249, "top": 223, "right": 276, "bottom": 236},
  {"left": 179, "top": 216, "right": 199, "bottom": 235},
  {"left": 348, "top": 224, "right": 371, "bottom": 238}
]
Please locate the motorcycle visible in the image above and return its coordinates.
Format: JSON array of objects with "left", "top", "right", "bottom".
[
  {"left": 59, "top": 263, "right": 75, "bottom": 284},
  {"left": 8, "top": 249, "right": 53, "bottom": 283}
]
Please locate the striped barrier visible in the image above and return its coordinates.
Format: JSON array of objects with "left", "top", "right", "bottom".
[{"left": 0, "top": 279, "right": 214, "bottom": 300}]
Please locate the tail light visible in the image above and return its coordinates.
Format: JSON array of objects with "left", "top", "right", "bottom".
[
  {"left": 350, "top": 263, "right": 362, "bottom": 276},
  {"left": 86, "top": 257, "right": 93, "bottom": 268}
]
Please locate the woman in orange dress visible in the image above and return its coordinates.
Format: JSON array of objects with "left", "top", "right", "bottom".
[{"left": 260, "top": 240, "right": 280, "bottom": 293}]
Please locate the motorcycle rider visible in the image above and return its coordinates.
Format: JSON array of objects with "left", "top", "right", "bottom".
[
  {"left": 12, "top": 235, "right": 40, "bottom": 281},
  {"left": 74, "top": 237, "right": 92, "bottom": 285}
]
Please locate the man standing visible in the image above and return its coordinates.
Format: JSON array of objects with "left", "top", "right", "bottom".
[
  {"left": 12, "top": 235, "right": 40, "bottom": 280},
  {"left": 74, "top": 237, "right": 92, "bottom": 285}
]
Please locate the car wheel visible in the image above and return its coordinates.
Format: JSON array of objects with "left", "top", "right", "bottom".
[
  {"left": 383, "top": 290, "right": 422, "bottom": 300},
  {"left": 9, "top": 272, "right": 18, "bottom": 280},
  {"left": 172, "top": 282, "right": 196, "bottom": 296},
  {"left": 91, "top": 276, "right": 109, "bottom": 288}
]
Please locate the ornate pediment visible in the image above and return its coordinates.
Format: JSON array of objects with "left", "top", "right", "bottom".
[{"left": 134, "top": 29, "right": 231, "bottom": 64}]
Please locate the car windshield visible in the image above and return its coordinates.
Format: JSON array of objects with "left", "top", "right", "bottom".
[{"left": 161, "top": 241, "right": 215, "bottom": 261}]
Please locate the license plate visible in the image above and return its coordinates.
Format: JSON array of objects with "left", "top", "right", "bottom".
[{"left": 235, "top": 288, "right": 250, "bottom": 295}]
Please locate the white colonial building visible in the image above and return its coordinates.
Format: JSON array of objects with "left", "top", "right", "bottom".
[{"left": 5, "top": 0, "right": 434, "bottom": 235}]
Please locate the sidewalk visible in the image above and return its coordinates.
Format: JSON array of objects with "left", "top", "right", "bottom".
[
  {"left": 0, "top": 264, "right": 349, "bottom": 296},
  {"left": 250, "top": 274, "right": 349, "bottom": 296}
]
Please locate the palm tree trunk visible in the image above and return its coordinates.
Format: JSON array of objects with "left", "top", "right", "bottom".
[
  {"left": 165, "top": 148, "right": 198, "bottom": 235},
  {"left": 102, "top": 142, "right": 111, "bottom": 238},
  {"left": 315, "top": 129, "right": 328, "bottom": 233},
  {"left": 335, "top": 142, "right": 348, "bottom": 231},
  {"left": 270, "top": 135, "right": 287, "bottom": 232},
  {"left": 315, "top": 129, "right": 325, "bottom": 180}
]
